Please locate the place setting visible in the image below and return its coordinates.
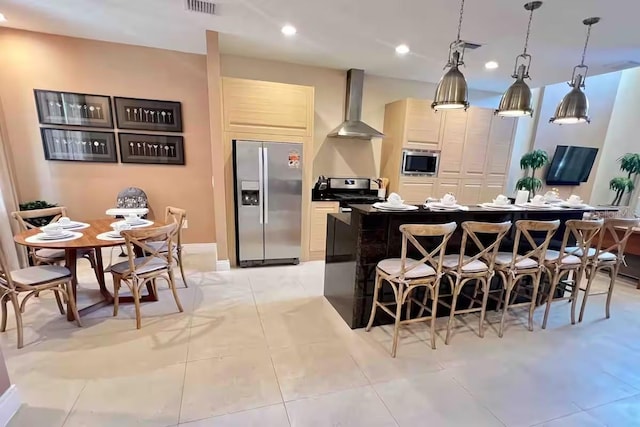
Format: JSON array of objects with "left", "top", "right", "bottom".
[
  {"left": 25, "top": 223, "right": 83, "bottom": 244},
  {"left": 517, "top": 194, "right": 557, "bottom": 209},
  {"left": 97, "top": 221, "right": 132, "bottom": 241},
  {"left": 424, "top": 193, "right": 469, "bottom": 211},
  {"left": 557, "top": 194, "right": 594, "bottom": 209},
  {"left": 373, "top": 192, "right": 419, "bottom": 211},
  {"left": 109, "top": 213, "right": 153, "bottom": 229},
  {"left": 479, "top": 194, "right": 521, "bottom": 210}
]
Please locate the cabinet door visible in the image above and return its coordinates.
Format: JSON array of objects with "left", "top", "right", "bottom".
[
  {"left": 459, "top": 180, "right": 483, "bottom": 205},
  {"left": 485, "top": 117, "right": 516, "bottom": 181},
  {"left": 438, "top": 110, "right": 467, "bottom": 178},
  {"left": 309, "top": 202, "right": 340, "bottom": 252},
  {"left": 462, "top": 108, "right": 492, "bottom": 179},
  {"left": 481, "top": 181, "right": 506, "bottom": 202},
  {"left": 436, "top": 178, "right": 461, "bottom": 199},
  {"left": 222, "top": 78, "right": 313, "bottom": 137},
  {"left": 405, "top": 99, "right": 443, "bottom": 149},
  {"left": 400, "top": 177, "right": 436, "bottom": 204}
]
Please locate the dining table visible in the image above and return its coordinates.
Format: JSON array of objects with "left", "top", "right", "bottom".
[{"left": 13, "top": 218, "right": 165, "bottom": 321}]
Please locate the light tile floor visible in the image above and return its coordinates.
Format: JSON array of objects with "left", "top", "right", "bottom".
[{"left": 3, "top": 251, "right": 640, "bottom": 426}]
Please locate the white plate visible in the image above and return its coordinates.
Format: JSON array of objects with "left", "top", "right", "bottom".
[
  {"left": 25, "top": 231, "right": 83, "bottom": 244},
  {"left": 38, "top": 232, "right": 74, "bottom": 240},
  {"left": 106, "top": 231, "right": 122, "bottom": 238},
  {"left": 480, "top": 203, "right": 517, "bottom": 210},
  {"left": 559, "top": 202, "right": 588, "bottom": 209},
  {"left": 426, "top": 202, "right": 463, "bottom": 210},
  {"left": 373, "top": 202, "right": 418, "bottom": 211},
  {"left": 110, "top": 219, "right": 153, "bottom": 229},
  {"left": 518, "top": 202, "right": 553, "bottom": 209}
]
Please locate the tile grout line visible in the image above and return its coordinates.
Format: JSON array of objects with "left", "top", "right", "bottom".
[
  {"left": 450, "top": 374, "right": 508, "bottom": 427},
  {"left": 176, "top": 292, "right": 198, "bottom": 426},
  {"left": 249, "top": 275, "right": 293, "bottom": 427},
  {"left": 59, "top": 380, "right": 88, "bottom": 427}
]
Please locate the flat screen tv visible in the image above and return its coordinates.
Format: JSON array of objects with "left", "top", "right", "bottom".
[{"left": 545, "top": 145, "right": 599, "bottom": 185}]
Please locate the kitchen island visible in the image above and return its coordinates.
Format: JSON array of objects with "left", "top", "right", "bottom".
[{"left": 324, "top": 204, "right": 612, "bottom": 329}]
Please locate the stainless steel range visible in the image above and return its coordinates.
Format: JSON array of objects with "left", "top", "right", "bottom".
[{"left": 313, "top": 177, "right": 381, "bottom": 212}]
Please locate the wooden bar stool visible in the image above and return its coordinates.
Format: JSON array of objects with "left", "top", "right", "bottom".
[
  {"left": 577, "top": 217, "right": 640, "bottom": 322},
  {"left": 365, "top": 222, "right": 457, "bottom": 357},
  {"left": 439, "top": 221, "right": 512, "bottom": 344},
  {"left": 539, "top": 219, "right": 603, "bottom": 329},
  {"left": 489, "top": 219, "right": 560, "bottom": 337}
]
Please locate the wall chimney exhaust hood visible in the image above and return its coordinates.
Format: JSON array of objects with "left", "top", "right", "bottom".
[{"left": 328, "top": 69, "right": 384, "bottom": 140}]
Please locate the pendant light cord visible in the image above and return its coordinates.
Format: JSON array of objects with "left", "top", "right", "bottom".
[
  {"left": 580, "top": 24, "right": 593, "bottom": 67},
  {"left": 522, "top": 6, "right": 535, "bottom": 55},
  {"left": 455, "top": 0, "right": 465, "bottom": 43}
]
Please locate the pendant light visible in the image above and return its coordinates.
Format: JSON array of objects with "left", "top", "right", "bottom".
[
  {"left": 495, "top": 1, "right": 542, "bottom": 117},
  {"left": 432, "top": 0, "right": 469, "bottom": 111},
  {"left": 550, "top": 17, "right": 600, "bottom": 124}
]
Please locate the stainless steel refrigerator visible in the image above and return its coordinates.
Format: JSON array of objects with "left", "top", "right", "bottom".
[{"left": 233, "top": 140, "right": 303, "bottom": 267}]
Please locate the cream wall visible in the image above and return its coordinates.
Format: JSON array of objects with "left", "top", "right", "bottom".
[
  {"left": 219, "top": 54, "right": 499, "bottom": 180},
  {"left": 528, "top": 71, "right": 621, "bottom": 201},
  {"left": 591, "top": 67, "right": 640, "bottom": 211},
  {"left": 0, "top": 28, "right": 216, "bottom": 243}
]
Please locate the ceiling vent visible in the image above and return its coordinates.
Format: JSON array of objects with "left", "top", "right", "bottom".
[
  {"left": 604, "top": 60, "right": 640, "bottom": 71},
  {"left": 185, "top": 0, "right": 216, "bottom": 15}
]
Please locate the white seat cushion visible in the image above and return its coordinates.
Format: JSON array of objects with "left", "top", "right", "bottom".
[
  {"left": 494, "top": 252, "right": 539, "bottom": 269},
  {"left": 442, "top": 254, "right": 488, "bottom": 273},
  {"left": 35, "top": 248, "right": 66, "bottom": 259},
  {"left": 11, "top": 265, "right": 70, "bottom": 286},
  {"left": 542, "top": 250, "right": 581, "bottom": 265},
  {"left": 111, "top": 257, "right": 168, "bottom": 275},
  {"left": 145, "top": 241, "right": 178, "bottom": 254},
  {"left": 565, "top": 247, "right": 617, "bottom": 261},
  {"left": 377, "top": 258, "right": 436, "bottom": 279}
]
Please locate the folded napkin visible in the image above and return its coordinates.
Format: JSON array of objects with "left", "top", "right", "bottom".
[{"left": 424, "top": 202, "right": 469, "bottom": 211}]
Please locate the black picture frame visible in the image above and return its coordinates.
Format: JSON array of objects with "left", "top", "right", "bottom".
[
  {"left": 114, "top": 97, "right": 183, "bottom": 132},
  {"left": 34, "top": 89, "right": 113, "bottom": 128},
  {"left": 41, "top": 128, "right": 118, "bottom": 163},
  {"left": 118, "top": 133, "right": 185, "bottom": 165}
]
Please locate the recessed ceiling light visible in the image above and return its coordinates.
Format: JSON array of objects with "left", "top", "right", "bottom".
[
  {"left": 485, "top": 61, "right": 499, "bottom": 70},
  {"left": 0, "top": 13, "right": 6, "bottom": 22},
  {"left": 395, "top": 44, "right": 410, "bottom": 55},
  {"left": 281, "top": 25, "right": 297, "bottom": 36}
]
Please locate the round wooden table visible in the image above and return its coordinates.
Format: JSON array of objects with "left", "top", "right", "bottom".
[{"left": 14, "top": 218, "right": 164, "bottom": 320}]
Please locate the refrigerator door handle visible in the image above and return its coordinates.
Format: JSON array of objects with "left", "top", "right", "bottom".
[
  {"left": 263, "top": 147, "right": 269, "bottom": 224},
  {"left": 258, "top": 146, "right": 264, "bottom": 225}
]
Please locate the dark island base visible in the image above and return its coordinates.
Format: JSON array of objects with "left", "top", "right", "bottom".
[{"left": 324, "top": 205, "right": 610, "bottom": 329}]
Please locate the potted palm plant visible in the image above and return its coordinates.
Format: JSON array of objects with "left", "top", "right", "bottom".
[
  {"left": 609, "top": 153, "right": 640, "bottom": 206},
  {"left": 516, "top": 149, "right": 550, "bottom": 198}
]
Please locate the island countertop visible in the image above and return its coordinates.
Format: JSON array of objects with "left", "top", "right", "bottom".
[{"left": 324, "top": 204, "right": 617, "bottom": 329}]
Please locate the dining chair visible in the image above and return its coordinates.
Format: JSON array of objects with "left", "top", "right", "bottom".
[
  {"left": 111, "top": 222, "right": 183, "bottom": 329},
  {"left": 0, "top": 243, "right": 81, "bottom": 349},
  {"left": 146, "top": 206, "right": 188, "bottom": 287},
  {"left": 365, "top": 222, "right": 457, "bottom": 356},
  {"left": 577, "top": 217, "right": 640, "bottom": 322},
  {"left": 439, "top": 221, "right": 512, "bottom": 344},
  {"left": 539, "top": 219, "right": 603, "bottom": 329},
  {"left": 488, "top": 219, "right": 560, "bottom": 337}
]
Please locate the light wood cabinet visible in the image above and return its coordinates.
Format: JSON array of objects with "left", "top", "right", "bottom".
[
  {"left": 222, "top": 78, "right": 314, "bottom": 137},
  {"left": 462, "top": 108, "right": 492, "bottom": 179},
  {"left": 309, "top": 202, "right": 340, "bottom": 256},
  {"left": 382, "top": 99, "right": 516, "bottom": 205},
  {"left": 405, "top": 99, "right": 442, "bottom": 149},
  {"left": 399, "top": 177, "right": 436, "bottom": 204},
  {"left": 438, "top": 110, "right": 467, "bottom": 179}
]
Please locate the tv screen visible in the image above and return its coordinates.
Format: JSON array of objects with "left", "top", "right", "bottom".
[{"left": 545, "top": 145, "right": 598, "bottom": 185}]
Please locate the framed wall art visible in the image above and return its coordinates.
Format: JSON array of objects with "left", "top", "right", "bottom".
[
  {"left": 114, "top": 97, "right": 183, "bottom": 132},
  {"left": 118, "top": 133, "right": 185, "bottom": 165},
  {"left": 41, "top": 128, "right": 118, "bottom": 163},
  {"left": 34, "top": 89, "right": 113, "bottom": 128}
]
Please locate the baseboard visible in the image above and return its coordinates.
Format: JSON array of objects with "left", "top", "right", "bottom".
[
  {"left": 183, "top": 243, "right": 217, "bottom": 254},
  {"left": 0, "top": 385, "right": 20, "bottom": 427},
  {"left": 216, "top": 259, "right": 231, "bottom": 271}
]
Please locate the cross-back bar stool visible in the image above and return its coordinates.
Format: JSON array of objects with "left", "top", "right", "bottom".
[
  {"left": 439, "top": 221, "right": 512, "bottom": 344},
  {"left": 539, "top": 219, "right": 603, "bottom": 329},
  {"left": 577, "top": 217, "right": 640, "bottom": 322},
  {"left": 488, "top": 219, "right": 560, "bottom": 337},
  {"left": 366, "top": 222, "right": 457, "bottom": 357}
]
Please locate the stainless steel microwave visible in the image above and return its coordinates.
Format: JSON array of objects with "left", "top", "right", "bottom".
[{"left": 401, "top": 149, "right": 439, "bottom": 176}]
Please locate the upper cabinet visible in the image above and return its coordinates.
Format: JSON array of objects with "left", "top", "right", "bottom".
[
  {"left": 222, "top": 78, "right": 314, "bottom": 137},
  {"left": 485, "top": 115, "right": 516, "bottom": 181},
  {"left": 462, "top": 108, "right": 493, "bottom": 179},
  {"left": 405, "top": 99, "right": 443, "bottom": 149},
  {"left": 438, "top": 110, "right": 468, "bottom": 179}
]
